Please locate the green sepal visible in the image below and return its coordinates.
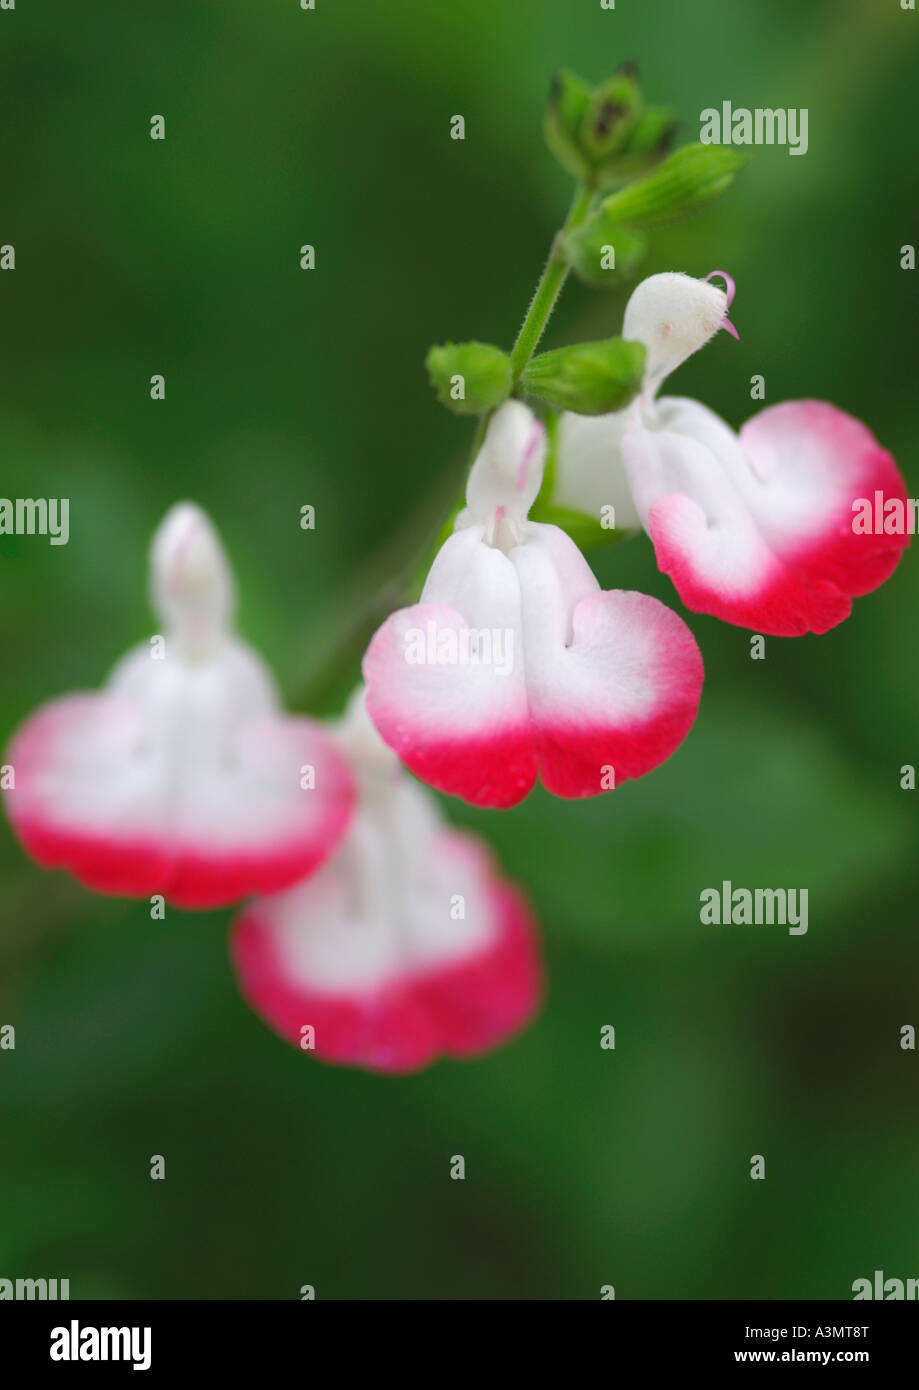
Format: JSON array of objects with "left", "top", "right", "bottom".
[
  {"left": 544, "top": 66, "right": 642, "bottom": 188},
  {"left": 544, "top": 69, "right": 595, "bottom": 182},
  {"left": 588, "top": 142, "right": 750, "bottom": 229},
  {"left": 521, "top": 337, "right": 645, "bottom": 415},
  {"left": 563, "top": 223, "right": 648, "bottom": 289},
  {"left": 578, "top": 71, "right": 642, "bottom": 168},
  {"left": 544, "top": 67, "right": 683, "bottom": 190},
  {"left": 605, "top": 106, "right": 679, "bottom": 181},
  {"left": 425, "top": 341, "right": 513, "bottom": 416}
]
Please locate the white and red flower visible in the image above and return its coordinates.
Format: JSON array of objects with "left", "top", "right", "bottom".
[
  {"left": 230, "top": 690, "right": 542, "bottom": 1073},
  {"left": 362, "top": 400, "right": 704, "bottom": 809},
  {"left": 553, "top": 271, "right": 908, "bottom": 636},
  {"left": 3, "top": 503, "right": 355, "bottom": 908}
]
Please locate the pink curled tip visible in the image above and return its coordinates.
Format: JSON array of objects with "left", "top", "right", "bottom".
[
  {"left": 721, "top": 315, "right": 740, "bottom": 341},
  {"left": 517, "top": 420, "right": 545, "bottom": 490},
  {"left": 705, "top": 269, "right": 736, "bottom": 307}
]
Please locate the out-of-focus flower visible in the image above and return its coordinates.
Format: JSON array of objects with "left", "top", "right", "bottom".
[
  {"left": 230, "top": 690, "right": 542, "bottom": 1074},
  {"left": 362, "top": 400, "right": 703, "bottom": 809},
  {"left": 552, "top": 271, "right": 908, "bottom": 636},
  {"left": 3, "top": 503, "right": 355, "bottom": 908}
]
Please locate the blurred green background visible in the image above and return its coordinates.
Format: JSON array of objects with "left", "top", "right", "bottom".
[{"left": 1, "top": 0, "right": 917, "bottom": 1300}]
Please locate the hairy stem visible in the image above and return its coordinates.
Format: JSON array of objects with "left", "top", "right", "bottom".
[{"left": 508, "top": 183, "right": 593, "bottom": 384}]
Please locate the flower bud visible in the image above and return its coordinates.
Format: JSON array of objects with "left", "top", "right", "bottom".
[
  {"left": 425, "top": 341, "right": 513, "bottom": 416},
  {"left": 563, "top": 223, "right": 647, "bottom": 290},
  {"left": 588, "top": 143, "right": 749, "bottom": 229},
  {"left": 623, "top": 271, "right": 734, "bottom": 387},
  {"left": 543, "top": 69, "right": 594, "bottom": 182},
  {"left": 465, "top": 400, "right": 546, "bottom": 524},
  {"left": 150, "top": 501, "right": 235, "bottom": 653},
  {"left": 608, "top": 106, "right": 680, "bottom": 181},
  {"left": 578, "top": 70, "right": 641, "bottom": 168},
  {"left": 521, "top": 337, "right": 645, "bottom": 415},
  {"left": 545, "top": 67, "right": 678, "bottom": 190}
]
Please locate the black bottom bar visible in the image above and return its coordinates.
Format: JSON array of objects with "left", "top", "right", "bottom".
[{"left": 2, "top": 1299, "right": 915, "bottom": 1375}]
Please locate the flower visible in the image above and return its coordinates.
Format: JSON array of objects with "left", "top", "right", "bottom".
[
  {"left": 362, "top": 400, "right": 703, "bottom": 809},
  {"left": 2, "top": 503, "right": 355, "bottom": 908},
  {"left": 230, "top": 690, "right": 542, "bottom": 1074},
  {"left": 552, "top": 270, "right": 908, "bottom": 636}
]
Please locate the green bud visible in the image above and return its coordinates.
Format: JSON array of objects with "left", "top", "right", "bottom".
[
  {"left": 522, "top": 337, "right": 645, "bottom": 415},
  {"left": 544, "top": 66, "right": 643, "bottom": 187},
  {"left": 590, "top": 142, "right": 749, "bottom": 228},
  {"left": 579, "top": 71, "right": 641, "bottom": 167},
  {"left": 607, "top": 106, "right": 679, "bottom": 181},
  {"left": 544, "top": 69, "right": 595, "bottom": 182},
  {"left": 545, "top": 67, "right": 684, "bottom": 190},
  {"left": 425, "top": 341, "right": 512, "bottom": 416},
  {"left": 563, "top": 222, "right": 648, "bottom": 289}
]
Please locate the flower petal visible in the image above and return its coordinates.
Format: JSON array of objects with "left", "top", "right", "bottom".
[
  {"left": 553, "top": 410, "right": 642, "bottom": 531},
  {"left": 513, "top": 525, "right": 704, "bottom": 796},
  {"left": 230, "top": 814, "right": 541, "bottom": 1074},
  {"left": 364, "top": 522, "right": 702, "bottom": 805},
  {"left": 624, "top": 398, "right": 908, "bottom": 636},
  {"left": 3, "top": 693, "right": 355, "bottom": 908},
  {"left": 362, "top": 527, "right": 536, "bottom": 808}
]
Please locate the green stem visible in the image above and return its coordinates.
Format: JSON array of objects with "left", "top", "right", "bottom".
[
  {"left": 462, "top": 182, "right": 592, "bottom": 490},
  {"left": 508, "top": 183, "right": 593, "bottom": 385}
]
